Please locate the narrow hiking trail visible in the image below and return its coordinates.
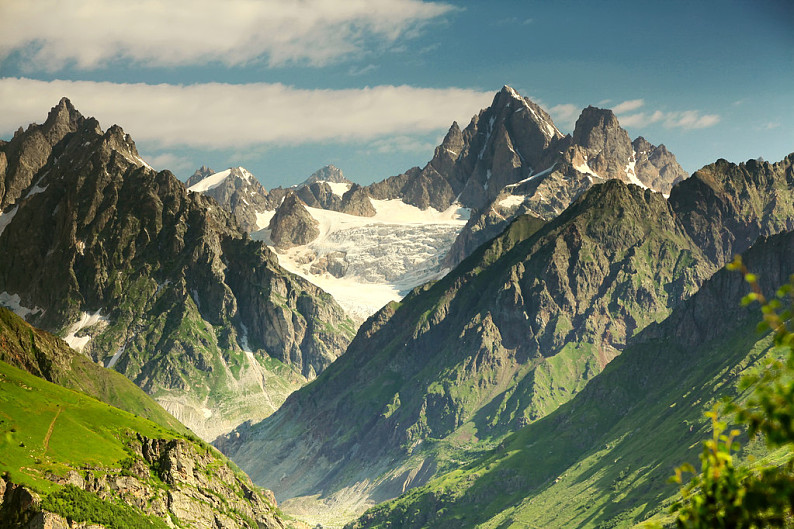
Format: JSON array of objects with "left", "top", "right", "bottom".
[{"left": 43, "top": 407, "right": 61, "bottom": 453}]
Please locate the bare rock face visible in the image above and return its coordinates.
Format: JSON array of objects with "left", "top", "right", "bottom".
[
  {"left": 340, "top": 184, "right": 376, "bottom": 217},
  {"left": 268, "top": 191, "right": 320, "bottom": 248},
  {"left": 633, "top": 136, "right": 688, "bottom": 193},
  {"left": 0, "top": 98, "right": 83, "bottom": 211},
  {"left": 571, "top": 106, "right": 633, "bottom": 180},
  {"left": 296, "top": 181, "right": 343, "bottom": 210}
]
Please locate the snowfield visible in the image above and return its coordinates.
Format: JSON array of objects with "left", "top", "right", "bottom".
[{"left": 252, "top": 189, "right": 469, "bottom": 320}]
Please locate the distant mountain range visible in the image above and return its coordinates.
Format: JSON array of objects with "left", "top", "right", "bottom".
[{"left": 184, "top": 86, "right": 687, "bottom": 321}]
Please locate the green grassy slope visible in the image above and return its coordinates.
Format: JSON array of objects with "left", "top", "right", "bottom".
[
  {"left": 0, "top": 358, "right": 286, "bottom": 528},
  {"left": 0, "top": 306, "right": 189, "bottom": 435},
  {"left": 350, "top": 229, "right": 794, "bottom": 528},
  {"left": 0, "top": 359, "right": 175, "bottom": 491}
]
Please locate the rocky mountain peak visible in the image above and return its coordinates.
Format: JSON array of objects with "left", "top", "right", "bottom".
[
  {"left": 340, "top": 183, "right": 376, "bottom": 217},
  {"left": 102, "top": 123, "right": 142, "bottom": 160},
  {"left": 571, "top": 106, "right": 633, "bottom": 180},
  {"left": 573, "top": 106, "right": 627, "bottom": 151},
  {"left": 268, "top": 191, "right": 320, "bottom": 248},
  {"left": 303, "top": 164, "right": 349, "bottom": 186},
  {"left": 42, "top": 97, "right": 83, "bottom": 139},
  {"left": 632, "top": 136, "right": 654, "bottom": 154},
  {"left": 0, "top": 97, "right": 87, "bottom": 209}
]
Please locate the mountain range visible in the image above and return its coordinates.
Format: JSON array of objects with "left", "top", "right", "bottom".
[
  {"left": 1, "top": 87, "right": 792, "bottom": 529},
  {"left": 0, "top": 98, "right": 354, "bottom": 440},
  {"left": 216, "top": 152, "right": 794, "bottom": 526}
]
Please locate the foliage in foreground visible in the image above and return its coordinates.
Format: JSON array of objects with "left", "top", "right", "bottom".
[
  {"left": 41, "top": 485, "right": 169, "bottom": 529},
  {"left": 670, "top": 256, "right": 794, "bottom": 528}
]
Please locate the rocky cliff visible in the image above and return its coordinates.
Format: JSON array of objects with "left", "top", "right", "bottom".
[
  {"left": 0, "top": 99, "right": 354, "bottom": 440},
  {"left": 216, "top": 153, "right": 794, "bottom": 525}
]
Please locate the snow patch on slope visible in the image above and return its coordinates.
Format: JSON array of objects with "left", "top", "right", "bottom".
[
  {"left": 0, "top": 291, "right": 43, "bottom": 319},
  {"left": 624, "top": 151, "right": 647, "bottom": 189},
  {"left": 63, "top": 310, "right": 108, "bottom": 351},
  {"left": 323, "top": 181, "right": 352, "bottom": 197},
  {"left": 0, "top": 206, "right": 18, "bottom": 237},
  {"left": 497, "top": 195, "right": 527, "bottom": 209},
  {"left": 188, "top": 167, "right": 254, "bottom": 193}
]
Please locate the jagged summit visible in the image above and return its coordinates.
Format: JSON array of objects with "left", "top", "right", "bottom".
[
  {"left": 301, "top": 164, "right": 350, "bottom": 186},
  {"left": 186, "top": 166, "right": 255, "bottom": 193}
]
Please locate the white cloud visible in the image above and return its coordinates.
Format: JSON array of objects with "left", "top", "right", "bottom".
[
  {"left": 611, "top": 99, "right": 645, "bottom": 114},
  {"left": 548, "top": 103, "right": 579, "bottom": 131},
  {"left": 368, "top": 135, "right": 437, "bottom": 154},
  {"left": 0, "top": 78, "right": 492, "bottom": 149},
  {"left": 619, "top": 109, "right": 720, "bottom": 130},
  {"left": 0, "top": 0, "right": 454, "bottom": 70},
  {"left": 145, "top": 152, "right": 194, "bottom": 172}
]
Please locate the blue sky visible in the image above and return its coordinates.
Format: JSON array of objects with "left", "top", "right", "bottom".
[{"left": 0, "top": 0, "right": 791, "bottom": 189}]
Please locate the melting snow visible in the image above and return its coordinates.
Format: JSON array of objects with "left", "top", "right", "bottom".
[
  {"left": 320, "top": 181, "right": 352, "bottom": 197},
  {"left": 497, "top": 195, "right": 527, "bottom": 209},
  {"left": 508, "top": 162, "right": 558, "bottom": 187},
  {"left": 0, "top": 206, "right": 19, "bottom": 237},
  {"left": 255, "top": 210, "right": 276, "bottom": 231},
  {"left": 106, "top": 341, "right": 127, "bottom": 368},
  {"left": 624, "top": 151, "right": 647, "bottom": 189},
  {"left": 0, "top": 291, "right": 43, "bottom": 319},
  {"left": 63, "top": 310, "right": 108, "bottom": 351}
]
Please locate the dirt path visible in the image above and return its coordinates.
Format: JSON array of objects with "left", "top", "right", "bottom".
[{"left": 43, "top": 407, "right": 62, "bottom": 453}]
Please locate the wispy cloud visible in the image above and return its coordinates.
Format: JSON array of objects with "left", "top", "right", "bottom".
[
  {"left": 0, "top": 78, "right": 492, "bottom": 150},
  {"left": 548, "top": 103, "right": 579, "bottom": 130},
  {"left": 491, "top": 17, "right": 533, "bottom": 26},
  {"left": 348, "top": 64, "right": 378, "bottom": 76},
  {"left": 613, "top": 99, "right": 720, "bottom": 130},
  {"left": 146, "top": 152, "right": 194, "bottom": 173},
  {"left": 368, "top": 135, "right": 437, "bottom": 154},
  {"left": 611, "top": 99, "right": 644, "bottom": 114},
  {"left": 0, "top": 0, "right": 455, "bottom": 70}
]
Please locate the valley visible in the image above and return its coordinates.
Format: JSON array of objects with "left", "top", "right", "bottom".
[{"left": 0, "top": 11, "right": 791, "bottom": 525}]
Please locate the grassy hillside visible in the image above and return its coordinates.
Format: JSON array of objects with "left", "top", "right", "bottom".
[
  {"left": 0, "top": 358, "right": 286, "bottom": 528},
  {"left": 0, "top": 359, "right": 174, "bottom": 491},
  {"left": 0, "top": 306, "right": 189, "bottom": 435},
  {"left": 350, "top": 229, "right": 794, "bottom": 528}
]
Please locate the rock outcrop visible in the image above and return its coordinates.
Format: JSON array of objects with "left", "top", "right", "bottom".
[
  {"left": 268, "top": 191, "right": 320, "bottom": 248},
  {"left": 0, "top": 434, "right": 286, "bottom": 529}
]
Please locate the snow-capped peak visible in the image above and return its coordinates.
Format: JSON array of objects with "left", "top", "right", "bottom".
[{"left": 187, "top": 166, "right": 254, "bottom": 193}]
